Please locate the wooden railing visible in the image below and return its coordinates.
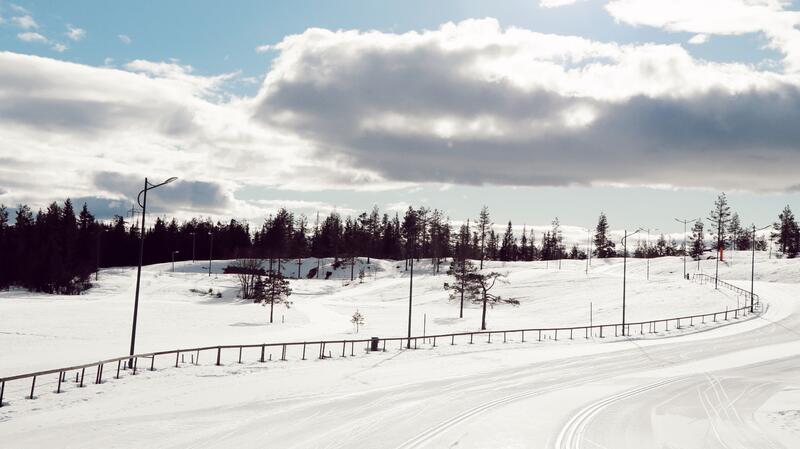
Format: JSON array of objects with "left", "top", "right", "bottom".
[{"left": 0, "top": 303, "right": 757, "bottom": 409}]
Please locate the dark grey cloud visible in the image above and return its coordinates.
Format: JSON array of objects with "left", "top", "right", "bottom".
[
  {"left": 93, "top": 172, "right": 231, "bottom": 213},
  {"left": 253, "top": 31, "right": 800, "bottom": 192}
]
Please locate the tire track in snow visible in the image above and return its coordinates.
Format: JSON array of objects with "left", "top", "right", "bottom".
[{"left": 554, "top": 376, "right": 685, "bottom": 449}]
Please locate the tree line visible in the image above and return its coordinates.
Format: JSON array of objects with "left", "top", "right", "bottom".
[{"left": 0, "top": 193, "right": 797, "bottom": 293}]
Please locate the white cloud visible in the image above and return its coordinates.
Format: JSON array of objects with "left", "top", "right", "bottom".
[
  {"left": 118, "top": 34, "right": 132, "bottom": 44},
  {"left": 252, "top": 18, "right": 800, "bottom": 192},
  {"left": 687, "top": 33, "right": 709, "bottom": 45},
  {"left": 10, "top": 4, "right": 29, "bottom": 13},
  {"left": 605, "top": 0, "right": 800, "bottom": 71},
  {"left": 539, "top": 0, "right": 582, "bottom": 8},
  {"left": 66, "top": 25, "right": 86, "bottom": 41},
  {"left": 0, "top": 51, "right": 385, "bottom": 218},
  {"left": 17, "top": 32, "right": 47, "bottom": 43},
  {"left": 255, "top": 44, "right": 273, "bottom": 53},
  {"left": 51, "top": 43, "right": 67, "bottom": 53},
  {"left": 11, "top": 14, "right": 37, "bottom": 29}
]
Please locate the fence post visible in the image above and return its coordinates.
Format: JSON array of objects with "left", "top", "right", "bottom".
[
  {"left": 503, "top": 332, "right": 507, "bottom": 343},
  {"left": 522, "top": 330, "right": 526, "bottom": 342},
  {"left": 585, "top": 327, "right": 588, "bottom": 339},
  {"left": 57, "top": 372, "right": 63, "bottom": 393},
  {"left": 470, "top": 334, "right": 474, "bottom": 344},
  {"left": 488, "top": 333, "right": 492, "bottom": 344},
  {"left": 555, "top": 329, "right": 558, "bottom": 341},
  {"left": 150, "top": 356, "right": 155, "bottom": 371},
  {"left": 570, "top": 328, "right": 573, "bottom": 340},
  {"left": 433, "top": 336, "right": 437, "bottom": 347},
  {"left": 216, "top": 347, "right": 221, "bottom": 366},
  {"left": 0, "top": 380, "right": 4, "bottom": 407},
  {"left": 28, "top": 376, "right": 36, "bottom": 399},
  {"left": 116, "top": 360, "right": 121, "bottom": 379},
  {"left": 350, "top": 342, "right": 354, "bottom": 356},
  {"left": 283, "top": 344, "right": 288, "bottom": 361},
  {"left": 302, "top": 343, "right": 307, "bottom": 360},
  {"left": 175, "top": 352, "right": 180, "bottom": 368},
  {"left": 451, "top": 335, "right": 455, "bottom": 345},
  {"left": 238, "top": 347, "right": 243, "bottom": 364},
  {"left": 80, "top": 367, "right": 86, "bottom": 385},
  {"left": 341, "top": 341, "right": 346, "bottom": 357},
  {"left": 538, "top": 330, "right": 542, "bottom": 341},
  {"left": 600, "top": 326, "right": 603, "bottom": 338},
  {"left": 261, "top": 345, "right": 266, "bottom": 362}
]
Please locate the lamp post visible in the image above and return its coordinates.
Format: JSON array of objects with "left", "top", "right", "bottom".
[
  {"left": 190, "top": 232, "right": 196, "bottom": 263},
  {"left": 171, "top": 250, "right": 180, "bottom": 272},
  {"left": 406, "top": 233, "right": 415, "bottom": 349},
  {"left": 129, "top": 176, "right": 177, "bottom": 367},
  {"left": 644, "top": 227, "right": 658, "bottom": 281},
  {"left": 585, "top": 227, "right": 592, "bottom": 275},
  {"left": 750, "top": 224, "right": 770, "bottom": 313},
  {"left": 208, "top": 231, "right": 214, "bottom": 276},
  {"left": 675, "top": 217, "right": 699, "bottom": 280},
  {"left": 621, "top": 228, "right": 642, "bottom": 336}
]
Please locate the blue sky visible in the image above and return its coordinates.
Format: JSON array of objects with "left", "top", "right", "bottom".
[{"left": 2, "top": 0, "right": 800, "bottom": 234}]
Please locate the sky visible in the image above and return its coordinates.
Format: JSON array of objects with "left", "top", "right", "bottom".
[{"left": 2, "top": 0, "right": 800, "bottom": 236}]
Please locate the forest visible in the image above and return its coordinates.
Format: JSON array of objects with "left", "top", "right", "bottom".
[{"left": 0, "top": 193, "right": 795, "bottom": 294}]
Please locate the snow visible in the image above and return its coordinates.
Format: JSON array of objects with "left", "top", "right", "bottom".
[{"left": 1, "top": 252, "right": 799, "bottom": 448}]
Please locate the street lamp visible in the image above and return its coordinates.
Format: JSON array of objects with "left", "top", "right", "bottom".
[
  {"left": 406, "top": 233, "right": 416, "bottom": 349},
  {"left": 644, "top": 227, "right": 658, "bottom": 281},
  {"left": 621, "top": 228, "right": 642, "bottom": 336},
  {"left": 750, "top": 224, "right": 770, "bottom": 313},
  {"left": 171, "top": 250, "right": 180, "bottom": 272},
  {"left": 130, "top": 176, "right": 177, "bottom": 367},
  {"left": 208, "top": 231, "right": 214, "bottom": 276},
  {"left": 675, "top": 217, "right": 699, "bottom": 280}
]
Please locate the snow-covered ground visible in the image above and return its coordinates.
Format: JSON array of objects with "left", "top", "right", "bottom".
[{"left": 1, "top": 252, "right": 799, "bottom": 448}]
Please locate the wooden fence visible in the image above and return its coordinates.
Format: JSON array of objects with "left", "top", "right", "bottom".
[{"left": 0, "top": 302, "right": 757, "bottom": 409}]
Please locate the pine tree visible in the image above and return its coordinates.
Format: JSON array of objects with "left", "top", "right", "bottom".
[
  {"left": 499, "top": 221, "right": 516, "bottom": 261},
  {"left": 264, "top": 269, "right": 292, "bottom": 323},
  {"left": 476, "top": 206, "right": 492, "bottom": 269},
  {"left": 690, "top": 220, "right": 705, "bottom": 260},
  {"left": 772, "top": 205, "right": 799, "bottom": 258},
  {"left": 444, "top": 258, "right": 479, "bottom": 318},
  {"left": 708, "top": 193, "right": 732, "bottom": 261},
  {"left": 728, "top": 213, "right": 742, "bottom": 251},
  {"left": 593, "top": 212, "right": 616, "bottom": 258}
]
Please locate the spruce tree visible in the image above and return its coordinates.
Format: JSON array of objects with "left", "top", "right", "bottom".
[
  {"left": 772, "top": 205, "right": 799, "bottom": 258},
  {"left": 476, "top": 206, "right": 492, "bottom": 269},
  {"left": 593, "top": 213, "right": 616, "bottom": 258},
  {"left": 707, "top": 193, "right": 732, "bottom": 260},
  {"left": 690, "top": 220, "right": 705, "bottom": 260}
]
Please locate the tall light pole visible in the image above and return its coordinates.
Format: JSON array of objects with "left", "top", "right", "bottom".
[
  {"left": 190, "top": 232, "right": 196, "bottom": 263},
  {"left": 130, "top": 176, "right": 177, "bottom": 367},
  {"left": 713, "top": 215, "right": 722, "bottom": 289},
  {"left": 621, "top": 228, "right": 642, "bottom": 336},
  {"left": 675, "top": 217, "right": 699, "bottom": 280},
  {"left": 644, "top": 227, "right": 658, "bottom": 281},
  {"left": 208, "top": 231, "right": 214, "bottom": 276},
  {"left": 406, "top": 232, "right": 415, "bottom": 349},
  {"left": 750, "top": 224, "right": 770, "bottom": 313},
  {"left": 171, "top": 250, "right": 180, "bottom": 272},
  {"left": 585, "top": 227, "right": 592, "bottom": 275}
]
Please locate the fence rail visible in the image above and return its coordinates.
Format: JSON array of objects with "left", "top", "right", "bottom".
[
  {"left": 692, "top": 273, "right": 760, "bottom": 305},
  {"left": 0, "top": 300, "right": 758, "bottom": 409}
]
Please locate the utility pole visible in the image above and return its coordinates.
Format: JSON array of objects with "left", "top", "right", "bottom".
[
  {"left": 406, "top": 233, "right": 415, "bottom": 349},
  {"left": 171, "top": 250, "right": 179, "bottom": 272},
  {"left": 621, "top": 229, "right": 641, "bottom": 336},
  {"left": 644, "top": 227, "right": 658, "bottom": 281},
  {"left": 750, "top": 224, "right": 770, "bottom": 313},
  {"left": 129, "top": 176, "right": 177, "bottom": 368},
  {"left": 714, "top": 215, "right": 722, "bottom": 289},
  {"left": 675, "top": 218, "right": 698, "bottom": 280}
]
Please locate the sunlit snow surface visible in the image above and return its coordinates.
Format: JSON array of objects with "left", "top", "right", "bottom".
[{"left": 1, "top": 253, "right": 799, "bottom": 448}]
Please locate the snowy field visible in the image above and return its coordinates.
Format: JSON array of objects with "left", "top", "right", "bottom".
[{"left": 1, "top": 252, "right": 799, "bottom": 448}]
